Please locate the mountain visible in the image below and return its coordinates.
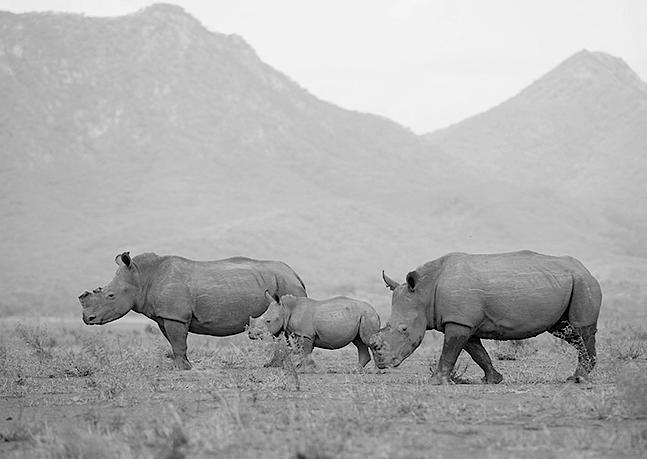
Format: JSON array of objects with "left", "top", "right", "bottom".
[
  {"left": 0, "top": 4, "right": 461, "bottom": 314},
  {"left": 0, "top": 6, "right": 645, "bottom": 317},
  {"left": 425, "top": 50, "right": 647, "bottom": 237}
]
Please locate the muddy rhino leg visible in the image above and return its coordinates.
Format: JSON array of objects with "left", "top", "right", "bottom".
[
  {"left": 430, "top": 323, "right": 471, "bottom": 385},
  {"left": 162, "top": 319, "right": 191, "bottom": 370},
  {"left": 549, "top": 320, "right": 596, "bottom": 382},
  {"left": 463, "top": 337, "right": 503, "bottom": 384},
  {"left": 353, "top": 337, "right": 372, "bottom": 368},
  {"left": 579, "top": 324, "right": 597, "bottom": 371},
  {"left": 295, "top": 335, "right": 317, "bottom": 371}
]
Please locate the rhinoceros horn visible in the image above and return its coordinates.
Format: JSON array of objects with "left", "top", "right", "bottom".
[{"left": 382, "top": 271, "right": 400, "bottom": 291}]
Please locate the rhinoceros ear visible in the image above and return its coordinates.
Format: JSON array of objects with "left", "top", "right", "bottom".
[
  {"left": 115, "top": 252, "right": 131, "bottom": 268},
  {"left": 406, "top": 271, "right": 419, "bottom": 292}
]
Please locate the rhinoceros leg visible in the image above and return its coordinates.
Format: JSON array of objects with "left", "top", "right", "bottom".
[
  {"left": 163, "top": 319, "right": 192, "bottom": 370},
  {"left": 549, "top": 320, "right": 596, "bottom": 382},
  {"left": 430, "top": 323, "right": 471, "bottom": 385},
  {"left": 463, "top": 337, "right": 503, "bottom": 384},
  {"left": 155, "top": 321, "right": 175, "bottom": 359},
  {"left": 353, "top": 337, "right": 372, "bottom": 368},
  {"left": 579, "top": 324, "right": 597, "bottom": 371}
]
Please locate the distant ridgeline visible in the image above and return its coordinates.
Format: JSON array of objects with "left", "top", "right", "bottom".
[{"left": 1, "top": 5, "right": 646, "bottom": 315}]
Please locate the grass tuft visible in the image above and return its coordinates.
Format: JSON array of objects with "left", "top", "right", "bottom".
[
  {"left": 493, "top": 339, "right": 538, "bottom": 361},
  {"left": 15, "top": 323, "right": 55, "bottom": 360}
]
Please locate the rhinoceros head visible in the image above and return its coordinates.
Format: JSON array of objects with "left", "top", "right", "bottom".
[
  {"left": 248, "top": 291, "right": 285, "bottom": 340},
  {"left": 369, "top": 271, "right": 427, "bottom": 369},
  {"left": 79, "top": 252, "right": 139, "bottom": 325}
]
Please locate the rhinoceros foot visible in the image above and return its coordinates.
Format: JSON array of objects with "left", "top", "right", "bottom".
[
  {"left": 482, "top": 371, "right": 504, "bottom": 384},
  {"left": 566, "top": 373, "right": 591, "bottom": 384},
  {"left": 429, "top": 373, "right": 452, "bottom": 385},
  {"left": 172, "top": 356, "right": 192, "bottom": 370}
]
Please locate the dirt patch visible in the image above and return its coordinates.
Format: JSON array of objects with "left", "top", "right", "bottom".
[{"left": 1, "top": 318, "right": 646, "bottom": 458}]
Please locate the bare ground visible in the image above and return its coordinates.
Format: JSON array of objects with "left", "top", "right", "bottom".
[{"left": 1, "top": 317, "right": 646, "bottom": 458}]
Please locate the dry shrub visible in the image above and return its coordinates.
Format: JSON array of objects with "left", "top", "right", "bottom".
[
  {"left": 44, "top": 431, "right": 133, "bottom": 459},
  {"left": 607, "top": 338, "right": 647, "bottom": 361},
  {"left": 15, "top": 323, "right": 55, "bottom": 360},
  {"left": 218, "top": 343, "right": 246, "bottom": 368},
  {"left": 606, "top": 324, "right": 647, "bottom": 361},
  {"left": 493, "top": 339, "right": 537, "bottom": 361},
  {"left": 0, "top": 417, "right": 42, "bottom": 443},
  {"left": 257, "top": 334, "right": 301, "bottom": 390}
]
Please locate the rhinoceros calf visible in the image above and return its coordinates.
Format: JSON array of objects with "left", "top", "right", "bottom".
[
  {"left": 79, "top": 252, "right": 307, "bottom": 369},
  {"left": 370, "top": 250, "right": 602, "bottom": 384},
  {"left": 248, "top": 292, "right": 381, "bottom": 369}
]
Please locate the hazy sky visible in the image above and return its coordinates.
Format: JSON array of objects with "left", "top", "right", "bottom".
[{"left": 2, "top": 1, "right": 646, "bottom": 133}]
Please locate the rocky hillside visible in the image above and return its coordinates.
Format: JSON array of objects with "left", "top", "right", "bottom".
[
  {"left": 425, "top": 50, "right": 647, "bottom": 236},
  {"left": 1, "top": 5, "right": 644, "bottom": 316}
]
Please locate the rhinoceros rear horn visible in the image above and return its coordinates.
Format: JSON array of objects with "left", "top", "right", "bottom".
[{"left": 382, "top": 271, "right": 400, "bottom": 291}]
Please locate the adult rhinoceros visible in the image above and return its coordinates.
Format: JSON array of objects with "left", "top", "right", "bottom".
[
  {"left": 369, "top": 251, "right": 601, "bottom": 384},
  {"left": 79, "top": 252, "right": 307, "bottom": 369}
]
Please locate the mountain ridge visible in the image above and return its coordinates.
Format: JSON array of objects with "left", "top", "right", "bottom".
[
  {"left": 1, "top": 7, "right": 645, "bottom": 316},
  {"left": 424, "top": 49, "right": 647, "bottom": 226}
]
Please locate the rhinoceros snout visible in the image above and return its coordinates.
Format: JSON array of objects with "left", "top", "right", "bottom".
[
  {"left": 79, "top": 291, "right": 91, "bottom": 300},
  {"left": 247, "top": 324, "right": 263, "bottom": 340}
]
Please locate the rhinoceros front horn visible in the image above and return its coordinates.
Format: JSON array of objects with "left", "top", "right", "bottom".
[{"left": 382, "top": 271, "right": 400, "bottom": 291}]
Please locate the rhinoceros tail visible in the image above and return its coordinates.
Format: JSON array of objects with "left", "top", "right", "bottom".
[{"left": 358, "top": 308, "right": 381, "bottom": 344}]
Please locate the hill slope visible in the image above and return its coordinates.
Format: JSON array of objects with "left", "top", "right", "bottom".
[
  {"left": 0, "top": 6, "right": 644, "bottom": 316},
  {"left": 425, "top": 50, "right": 647, "bottom": 233}
]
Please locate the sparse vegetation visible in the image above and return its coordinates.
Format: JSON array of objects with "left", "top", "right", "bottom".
[
  {"left": 2, "top": 299, "right": 646, "bottom": 459},
  {"left": 493, "top": 339, "right": 538, "bottom": 361},
  {"left": 606, "top": 325, "right": 647, "bottom": 361},
  {"left": 1, "top": 5, "right": 646, "bottom": 458}
]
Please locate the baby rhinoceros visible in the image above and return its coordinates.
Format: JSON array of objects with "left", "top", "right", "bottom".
[{"left": 248, "top": 292, "right": 381, "bottom": 369}]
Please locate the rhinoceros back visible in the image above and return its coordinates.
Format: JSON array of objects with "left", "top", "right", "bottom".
[
  {"left": 140, "top": 255, "right": 306, "bottom": 336},
  {"left": 433, "top": 251, "right": 600, "bottom": 339}
]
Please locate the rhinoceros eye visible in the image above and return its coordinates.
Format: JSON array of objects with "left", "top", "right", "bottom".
[
  {"left": 265, "top": 319, "right": 272, "bottom": 324},
  {"left": 107, "top": 293, "right": 115, "bottom": 299}
]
